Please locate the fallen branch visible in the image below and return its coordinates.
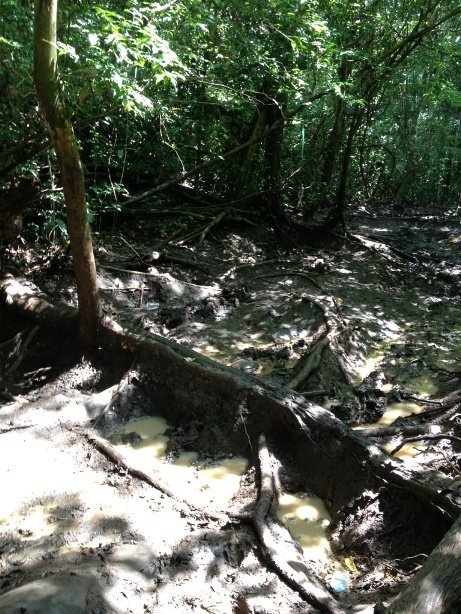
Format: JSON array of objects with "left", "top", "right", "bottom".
[
  {"left": 356, "top": 424, "right": 437, "bottom": 439},
  {"left": 350, "top": 233, "right": 419, "bottom": 264}
]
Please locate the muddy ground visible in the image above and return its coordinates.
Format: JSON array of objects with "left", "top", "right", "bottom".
[{"left": 0, "top": 207, "right": 460, "bottom": 613}]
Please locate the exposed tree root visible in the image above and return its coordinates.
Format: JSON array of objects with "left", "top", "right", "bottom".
[
  {"left": 287, "top": 293, "right": 349, "bottom": 389},
  {"left": 385, "top": 513, "right": 461, "bottom": 613},
  {"left": 92, "top": 361, "right": 137, "bottom": 426},
  {"left": 83, "top": 425, "right": 347, "bottom": 611},
  {"left": 253, "top": 434, "right": 345, "bottom": 614},
  {"left": 5, "top": 326, "right": 38, "bottom": 376},
  {"left": 78, "top": 428, "right": 246, "bottom": 524},
  {"left": 1, "top": 273, "right": 460, "bottom": 527}
]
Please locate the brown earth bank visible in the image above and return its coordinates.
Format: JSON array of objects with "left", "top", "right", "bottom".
[{"left": 1, "top": 209, "right": 461, "bottom": 613}]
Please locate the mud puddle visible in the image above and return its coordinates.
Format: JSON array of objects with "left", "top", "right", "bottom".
[
  {"left": 111, "top": 416, "right": 336, "bottom": 566},
  {"left": 112, "top": 416, "right": 248, "bottom": 509}
]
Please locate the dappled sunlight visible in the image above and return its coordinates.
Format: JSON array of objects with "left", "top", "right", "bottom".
[
  {"left": 3, "top": 0, "right": 461, "bottom": 609},
  {"left": 112, "top": 416, "right": 248, "bottom": 509},
  {"left": 277, "top": 492, "right": 332, "bottom": 563},
  {"left": 379, "top": 402, "right": 423, "bottom": 426}
]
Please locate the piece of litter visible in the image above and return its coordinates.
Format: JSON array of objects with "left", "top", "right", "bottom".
[{"left": 329, "top": 570, "right": 349, "bottom": 592}]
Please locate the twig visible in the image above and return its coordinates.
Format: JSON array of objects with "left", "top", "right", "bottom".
[
  {"left": 220, "top": 258, "right": 283, "bottom": 279},
  {"left": 440, "top": 449, "right": 461, "bottom": 478},
  {"left": 101, "top": 286, "right": 149, "bottom": 292},
  {"left": 255, "top": 270, "right": 324, "bottom": 292},
  {"left": 0, "top": 424, "right": 32, "bottom": 434},
  {"left": 404, "top": 395, "right": 442, "bottom": 406},
  {"left": 118, "top": 234, "right": 145, "bottom": 265},
  {"left": 390, "top": 434, "right": 461, "bottom": 455},
  {"left": 301, "top": 389, "right": 328, "bottom": 397},
  {"left": 23, "top": 366, "right": 52, "bottom": 378}
]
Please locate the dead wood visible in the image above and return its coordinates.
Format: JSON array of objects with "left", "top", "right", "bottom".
[
  {"left": 349, "top": 233, "right": 420, "bottom": 264},
  {"left": 253, "top": 434, "right": 344, "bottom": 614},
  {"left": 356, "top": 424, "right": 439, "bottom": 438},
  {"left": 98, "top": 263, "right": 215, "bottom": 295},
  {"left": 385, "top": 513, "right": 461, "bottom": 614}
]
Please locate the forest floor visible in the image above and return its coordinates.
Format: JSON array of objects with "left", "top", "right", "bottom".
[{"left": 0, "top": 205, "right": 460, "bottom": 613}]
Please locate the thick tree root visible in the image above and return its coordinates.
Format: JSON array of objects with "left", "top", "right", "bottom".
[
  {"left": 1, "top": 273, "right": 459, "bottom": 526},
  {"left": 92, "top": 361, "right": 137, "bottom": 426},
  {"left": 385, "top": 513, "right": 461, "bottom": 613},
  {"left": 253, "top": 434, "right": 345, "bottom": 614}
]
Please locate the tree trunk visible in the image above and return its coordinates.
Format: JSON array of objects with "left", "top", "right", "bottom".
[
  {"left": 392, "top": 77, "right": 422, "bottom": 210},
  {"left": 385, "top": 514, "right": 461, "bottom": 613},
  {"left": 262, "top": 90, "right": 286, "bottom": 219},
  {"left": 33, "top": 0, "right": 102, "bottom": 346},
  {"left": 320, "top": 95, "right": 345, "bottom": 197},
  {"left": 233, "top": 76, "right": 286, "bottom": 218}
]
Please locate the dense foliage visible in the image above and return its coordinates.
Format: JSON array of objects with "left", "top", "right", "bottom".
[{"left": 2, "top": 0, "right": 461, "bottom": 232}]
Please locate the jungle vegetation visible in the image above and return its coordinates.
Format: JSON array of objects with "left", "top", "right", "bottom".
[{"left": 1, "top": 0, "right": 461, "bottom": 337}]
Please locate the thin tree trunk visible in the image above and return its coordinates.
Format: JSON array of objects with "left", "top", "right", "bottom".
[
  {"left": 320, "top": 96, "right": 345, "bottom": 195},
  {"left": 324, "top": 107, "right": 364, "bottom": 231},
  {"left": 263, "top": 88, "right": 287, "bottom": 218},
  {"left": 33, "top": 0, "right": 102, "bottom": 345}
]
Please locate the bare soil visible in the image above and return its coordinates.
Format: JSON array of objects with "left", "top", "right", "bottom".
[{"left": 1, "top": 208, "right": 460, "bottom": 613}]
